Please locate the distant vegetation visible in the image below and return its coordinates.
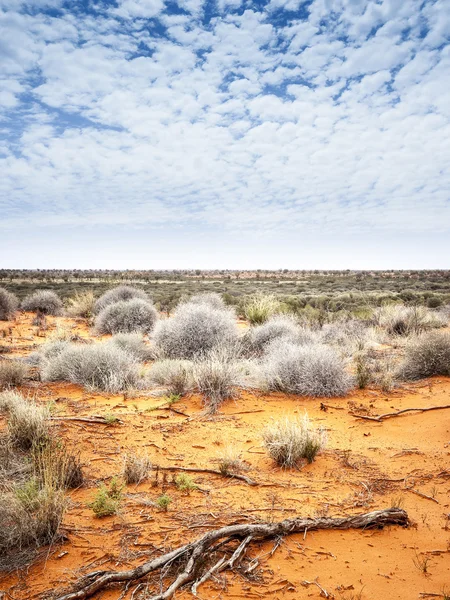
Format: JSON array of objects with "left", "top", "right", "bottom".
[{"left": 1, "top": 269, "right": 449, "bottom": 320}]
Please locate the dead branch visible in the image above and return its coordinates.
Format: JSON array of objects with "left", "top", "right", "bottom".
[
  {"left": 48, "top": 508, "right": 408, "bottom": 600},
  {"left": 155, "top": 465, "right": 258, "bottom": 486},
  {"left": 350, "top": 404, "right": 450, "bottom": 422},
  {"left": 51, "top": 416, "right": 123, "bottom": 425}
]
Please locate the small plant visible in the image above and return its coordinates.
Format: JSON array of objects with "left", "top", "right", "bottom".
[
  {"left": 263, "top": 414, "right": 327, "bottom": 467},
  {"left": 174, "top": 473, "right": 197, "bottom": 492},
  {"left": 0, "top": 360, "right": 28, "bottom": 389},
  {"left": 0, "top": 287, "right": 19, "bottom": 320},
  {"left": 390, "top": 495, "right": 404, "bottom": 509},
  {"left": 216, "top": 446, "right": 248, "bottom": 476},
  {"left": 104, "top": 413, "right": 119, "bottom": 426},
  {"left": 123, "top": 452, "right": 152, "bottom": 485},
  {"left": 412, "top": 550, "right": 431, "bottom": 574},
  {"left": 156, "top": 493, "right": 172, "bottom": 511},
  {"left": 21, "top": 290, "right": 63, "bottom": 316},
  {"left": 90, "top": 478, "right": 123, "bottom": 517}
]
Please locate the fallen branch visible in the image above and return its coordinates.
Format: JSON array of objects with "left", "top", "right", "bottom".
[
  {"left": 350, "top": 404, "right": 450, "bottom": 422},
  {"left": 155, "top": 465, "right": 258, "bottom": 486},
  {"left": 48, "top": 508, "right": 408, "bottom": 600}
]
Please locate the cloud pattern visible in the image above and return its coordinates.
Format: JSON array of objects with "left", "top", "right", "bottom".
[{"left": 1, "top": 0, "right": 449, "bottom": 238}]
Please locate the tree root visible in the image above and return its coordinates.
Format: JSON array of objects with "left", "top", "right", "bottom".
[
  {"left": 48, "top": 507, "right": 408, "bottom": 600},
  {"left": 350, "top": 404, "right": 450, "bottom": 422}
]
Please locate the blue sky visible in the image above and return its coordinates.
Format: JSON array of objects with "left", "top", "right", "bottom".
[{"left": 0, "top": 0, "right": 449, "bottom": 268}]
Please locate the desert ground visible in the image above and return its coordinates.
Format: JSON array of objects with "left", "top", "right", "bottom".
[{"left": 0, "top": 302, "right": 449, "bottom": 600}]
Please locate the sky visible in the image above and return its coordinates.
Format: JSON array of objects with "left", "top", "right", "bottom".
[{"left": 0, "top": 0, "right": 449, "bottom": 269}]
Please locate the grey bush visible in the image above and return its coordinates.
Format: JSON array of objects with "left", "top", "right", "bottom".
[
  {"left": 148, "top": 359, "right": 193, "bottom": 395},
  {"left": 184, "top": 293, "right": 228, "bottom": 311},
  {"left": 398, "top": 331, "right": 450, "bottom": 380},
  {"left": 109, "top": 333, "right": 152, "bottom": 361},
  {"left": 26, "top": 340, "right": 72, "bottom": 367},
  {"left": 95, "top": 299, "right": 158, "bottom": 335},
  {"left": 247, "top": 315, "right": 317, "bottom": 354},
  {"left": 94, "top": 286, "right": 150, "bottom": 314},
  {"left": 0, "top": 288, "right": 19, "bottom": 320},
  {"left": 152, "top": 302, "right": 238, "bottom": 359},
  {"left": 192, "top": 347, "right": 242, "bottom": 411},
  {"left": 41, "top": 343, "right": 141, "bottom": 393},
  {"left": 21, "top": 291, "right": 63, "bottom": 316},
  {"left": 263, "top": 340, "right": 353, "bottom": 397},
  {"left": 374, "top": 305, "right": 446, "bottom": 336}
]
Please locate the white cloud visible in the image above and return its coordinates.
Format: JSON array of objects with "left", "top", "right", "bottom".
[{"left": 0, "top": 0, "right": 449, "bottom": 251}]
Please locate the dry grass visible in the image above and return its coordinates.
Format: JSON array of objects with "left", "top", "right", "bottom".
[
  {"left": 94, "top": 285, "right": 150, "bottom": 314},
  {"left": 243, "top": 293, "right": 283, "bottom": 325},
  {"left": 66, "top": 291, "right": 95, "bottom": 318},
  {"left": 0, "top": 360, "right": 28, "bottom": 389},
  {"left": 123, "top": 452, "right": 152, "bottom": 485},
  {"left": 0, "top": 287, "right": 18, "bottom": 321},
  {"left": 263, "top": 414, "right": 327, "bottom": 467},
  {"left": 7, "top": 395, "right": 50, "bottom": 450}
]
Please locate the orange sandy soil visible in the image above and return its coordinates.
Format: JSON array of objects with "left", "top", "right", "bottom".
[{"left": 1, "top": 314, "right": 449, "bottom": 600}]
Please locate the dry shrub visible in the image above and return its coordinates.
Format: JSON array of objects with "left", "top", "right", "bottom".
[
  {"left": 264, "top": 340, "right": 353, "bottom": 397},
  {"left": 32, "top": 440, "right": 83, "bottom": 490},
  {"left": 153, "top": 302, "right": 238, "bottom": 359},
  {"left": 375, "top": 305, "right": 446, "bottom": 336},
  {"left": 26, "top": 340, "right": 72, "bottom": 367},
  {"left": 148, "top": 359, "right": 193, "bottom": 395},
  {"left": 94, "top": 286, "right": 150, "bottom": 314},
  {"left": 66, "top": 291, "right": 95, "bottom": 318},
  {"left": 123, "top": 453, "right": 152, "bottom": 485},
  {"left": 21, "top": 291, "right": 63, "bottom": 316},
  {"left": 399, "top": 331, "right": 450, "bottom": 380},
  {"left": 247, "top": 315, "right": 317, "bottom": 354},
  {"left": 41, "top": 343, "right": 142, "bottom": 393},
  {"left": 192, "top": 346, "right": 242, "bottom": 411},
  {"left": 0, "top": 288, "right": 18, "bottom": 321},
  {"left": 95, "top": 299, "right": 158, "bottom": 335},
  {"left": 243, "top": 293, "right": 283, "bottom": 325},
  {"left": 0, "top": 390, "right": 24, "bottom": 413},
  {"left": 7, "top": 396, "right": 50, "bottom": 450},
  {"left": 109, "top": 333, "right": 152, "bottom": 361},
  {"left": 263, "top": 414, "right": 327, "bottom": 467},
  {"left": 0, "top": 360, "right": 28, "bottom": 389},
  {"left": 0, "top": 484, "right": 66, "bottom": 565},
  {"left": 183, "top": 293, "right": 227, "bottom": 311}
]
